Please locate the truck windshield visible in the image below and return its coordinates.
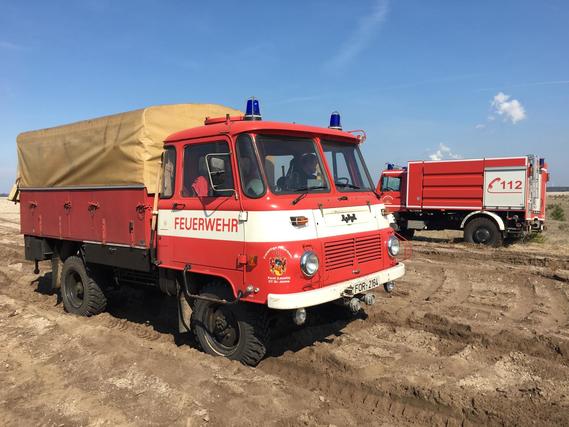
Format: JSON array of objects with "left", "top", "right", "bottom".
[
  {"left": 381, "top": 175, "right": 401, "bottom": 191},
  {"left": 255, "top": 135, "right": 329, "bottom": 194},
  {"left": 321, "top": 140, "right": 374, "bottom": 192}
]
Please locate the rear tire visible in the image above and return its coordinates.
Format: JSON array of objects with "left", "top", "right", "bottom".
[
  {"left": 61, "top": 256, "right": 107, "bottom": 316},
  {"left": 191, "top": 281, "right": 270, "bottom": 366},
  {"left": 464, "top": 217, "right": 503, "bottom": 247}
]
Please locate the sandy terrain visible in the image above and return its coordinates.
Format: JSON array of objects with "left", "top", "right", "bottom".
[{"left": 1, "top": 196, "right": 568, "bottom": 426}]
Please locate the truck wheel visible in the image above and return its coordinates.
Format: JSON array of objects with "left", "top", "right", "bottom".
[
  {"left": 191, "top": 282, "right": 270, "bottom": 366},
  {"left": 61, "top": 256, "right": 107, "bottom": 316},
  {"left": 464, "top": 217, "right": 503, "bottom": 247}
]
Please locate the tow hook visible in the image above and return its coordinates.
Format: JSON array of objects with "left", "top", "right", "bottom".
[{"left": 384, "top": 281, "right": 395, "bottom": 293}]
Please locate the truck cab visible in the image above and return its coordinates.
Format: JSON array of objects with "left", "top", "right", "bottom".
[
  {"left": 157, "top": 110, "right": 404, "bottom": 313},
  {"left": 377, "top": 164, "right": 406, "bottom": 212}
]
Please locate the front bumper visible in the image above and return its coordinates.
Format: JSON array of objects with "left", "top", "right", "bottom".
[{"left": 267, "top": 263, "right": 405, "bottom": 310}]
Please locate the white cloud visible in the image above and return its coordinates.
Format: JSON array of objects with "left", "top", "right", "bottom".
[
  {"left": 327, "top": 0, "right": 389, "bottom": 69},
  {"left": 475, "top": 123, "right": 486, "bottom": 129},
  {"left": 428, "top": 143, "right": 463, "bottom": 161},
  {"left": 491, "top": 91, "right": 526, "bottom": 124}
]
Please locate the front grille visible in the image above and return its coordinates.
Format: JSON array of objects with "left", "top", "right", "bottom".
[{"left": 324, "top": 233, "right": 382, "bottom": 271}]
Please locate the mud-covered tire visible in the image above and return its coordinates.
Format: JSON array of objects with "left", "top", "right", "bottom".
[
  {"left": 61, "top": 256, "right": 107, "bottom": 316},
  {"left": 191, "top": 282, "right": 270, "bottom": 366},
  {"left": 464, "top": 217, "right": 503, "bottom": 247}
]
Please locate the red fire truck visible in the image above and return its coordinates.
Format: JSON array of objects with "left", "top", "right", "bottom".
[
  {"left": 377, "top": 156, "right": 548, "bottom": 246},
  {"left": 15, "top": 100, "right": 405, "bottom": 365}
]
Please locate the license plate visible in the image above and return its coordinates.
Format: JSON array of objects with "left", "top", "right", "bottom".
[{"left": 347, "top": 276, "right": 380, "bottom": 295}]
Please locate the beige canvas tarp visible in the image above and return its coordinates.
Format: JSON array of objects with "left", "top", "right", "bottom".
[{"left": 16, "top": 103, "right": 241, "bottom": 193}]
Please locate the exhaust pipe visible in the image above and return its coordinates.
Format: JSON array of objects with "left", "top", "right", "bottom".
[{"left": 360, "top": 293, "right": 376, "bottom": 306}]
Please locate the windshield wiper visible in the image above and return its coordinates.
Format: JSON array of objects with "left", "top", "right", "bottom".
[
  {"left": 337, "top": 182, "right": 382, "bottom": 199},
  {"left": 291, "top": 185, "right": 327, "bottom": 205},
  {"left": 336, "top": 183, "right": 361, "bottom": 189}
]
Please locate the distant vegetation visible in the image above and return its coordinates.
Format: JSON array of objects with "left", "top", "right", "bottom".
[
  {"left": 548, "top": 204, "right": 566, "bottom": 221},
  {"left": 548, "top": 187, "right": 569, "bottom": 192}
]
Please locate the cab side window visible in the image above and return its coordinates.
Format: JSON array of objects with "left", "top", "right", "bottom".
[
  {"left": 182, "top": 141, "right": 234, "bottom": 197},
  {"left": 160, "top": 147, "right": 176, "bottom": 199}
]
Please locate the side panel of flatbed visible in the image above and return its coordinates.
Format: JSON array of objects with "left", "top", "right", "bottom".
[{"left": 19, "top": 187, "right": 152, "bottom": 248}]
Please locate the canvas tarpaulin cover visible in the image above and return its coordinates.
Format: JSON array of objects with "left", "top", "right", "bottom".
[{"left": 16, "top": 103, "right": 241, "bottom": 193}]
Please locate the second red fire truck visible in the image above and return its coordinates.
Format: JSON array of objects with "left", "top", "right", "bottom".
[
  {"left": 378, "top": 156, "right": 548, "bottom": 246},
  {"left": 15, "top": 100, "right": 405, "bottom": 365}
]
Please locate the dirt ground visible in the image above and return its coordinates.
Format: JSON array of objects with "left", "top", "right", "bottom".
[{"left": 1, "top": 196, "right": 569, "bottom": 426}]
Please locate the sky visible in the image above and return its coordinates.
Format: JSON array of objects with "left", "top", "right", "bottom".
[{"left": 0, "top": 0, "right": 568, "bottom": 191}]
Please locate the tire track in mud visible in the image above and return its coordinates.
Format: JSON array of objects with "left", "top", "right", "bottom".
[
  {"left": 259, "top": 355, "right": 472, "bottom": 426},
  {"left": 361, "top": 295, "right": 569, "bottom": 369},
  {"left": 101, "top": 315, "right": 166, "bottom": 342},
  {"left": 389, "top": 264, "right": 446, "bottom": 320},
  {"left": 413, "top": 242, "right": 569, "bottom": 270},
  {"left": 429, "top": 267, "right": 473, "bottom": 309},
  {"left": 263, "top": 303, "right": 569, "bottom": 426},
  {"left": 408, "top": 312, "right": 569, "bottom": 366},
  {"left": 504, "top": 276, "right": 537, "bottom": 323},
  {"left": 539, "top": 281, "right": 569, "bottom": 334}
]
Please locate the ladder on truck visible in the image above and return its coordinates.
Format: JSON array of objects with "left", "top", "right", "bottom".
[{"left": 528, "top": 154, "right": 541, "bottom": 215}]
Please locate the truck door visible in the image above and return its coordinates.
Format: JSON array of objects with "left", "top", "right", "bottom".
[
  {"left": 157, "top": 137, "right": 244, "bottom": 272},
  {"left": 379, "top": 171, "right": 403, "bottom": 210}
]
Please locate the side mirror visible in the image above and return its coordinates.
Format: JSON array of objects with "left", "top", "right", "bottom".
[{"left": 205, "top": 153, "right": 236, "bottom": 196}]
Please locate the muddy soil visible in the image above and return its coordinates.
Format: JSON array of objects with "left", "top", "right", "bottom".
[{"left": 1, "top": 197, "right": 569, "bottom": 426}]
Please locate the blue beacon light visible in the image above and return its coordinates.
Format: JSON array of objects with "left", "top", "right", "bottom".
[
  {"left": 244, "top": 97, "right": 262, "bottom": 121},
  {"left": 329, "top": 111, "right": 342, "bottom": 130}
]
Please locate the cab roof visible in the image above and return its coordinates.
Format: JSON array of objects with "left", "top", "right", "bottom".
[{"left": 164, "top": 116, "right": 361, "bottom": 144}]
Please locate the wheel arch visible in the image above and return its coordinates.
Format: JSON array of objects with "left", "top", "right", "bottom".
[
  {"left": 179, "top": 269, "right": 239, "bottom": 299},
  {"left": 54, "top": 240, "right": 82, "bottom": 261},
  {"left": 460, "top": 211, "right": 505, "bottom": 231}
]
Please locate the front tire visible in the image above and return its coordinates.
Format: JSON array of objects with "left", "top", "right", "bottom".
[
  {"left": 191, "top": 282, "right": 270, "bottom": 366},
  {"left": 61, "top": 256, "right": 107, "bottom": 316},
  {"left": 464, "top": 217, "right": 503, "bottom": 247}
]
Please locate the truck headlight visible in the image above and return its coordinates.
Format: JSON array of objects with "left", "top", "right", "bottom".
[
  {"left": 387, "top": 236, "right": 400, "bottom": 257},
  {"left": 300, "top": 251, "right": 319, "bottom": 277}
]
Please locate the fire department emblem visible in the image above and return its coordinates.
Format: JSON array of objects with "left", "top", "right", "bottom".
[{"left": 269, "top": 257, "right": 287, "bottom": 277}]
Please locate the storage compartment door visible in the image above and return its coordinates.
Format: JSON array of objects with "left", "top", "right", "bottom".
[{"left": 483, "top": 167, "right": 526, "bottom": 209}]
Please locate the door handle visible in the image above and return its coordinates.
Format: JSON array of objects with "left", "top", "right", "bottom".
[{"left": 172, "top": 203, "right": 186, "bottom": 210}]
